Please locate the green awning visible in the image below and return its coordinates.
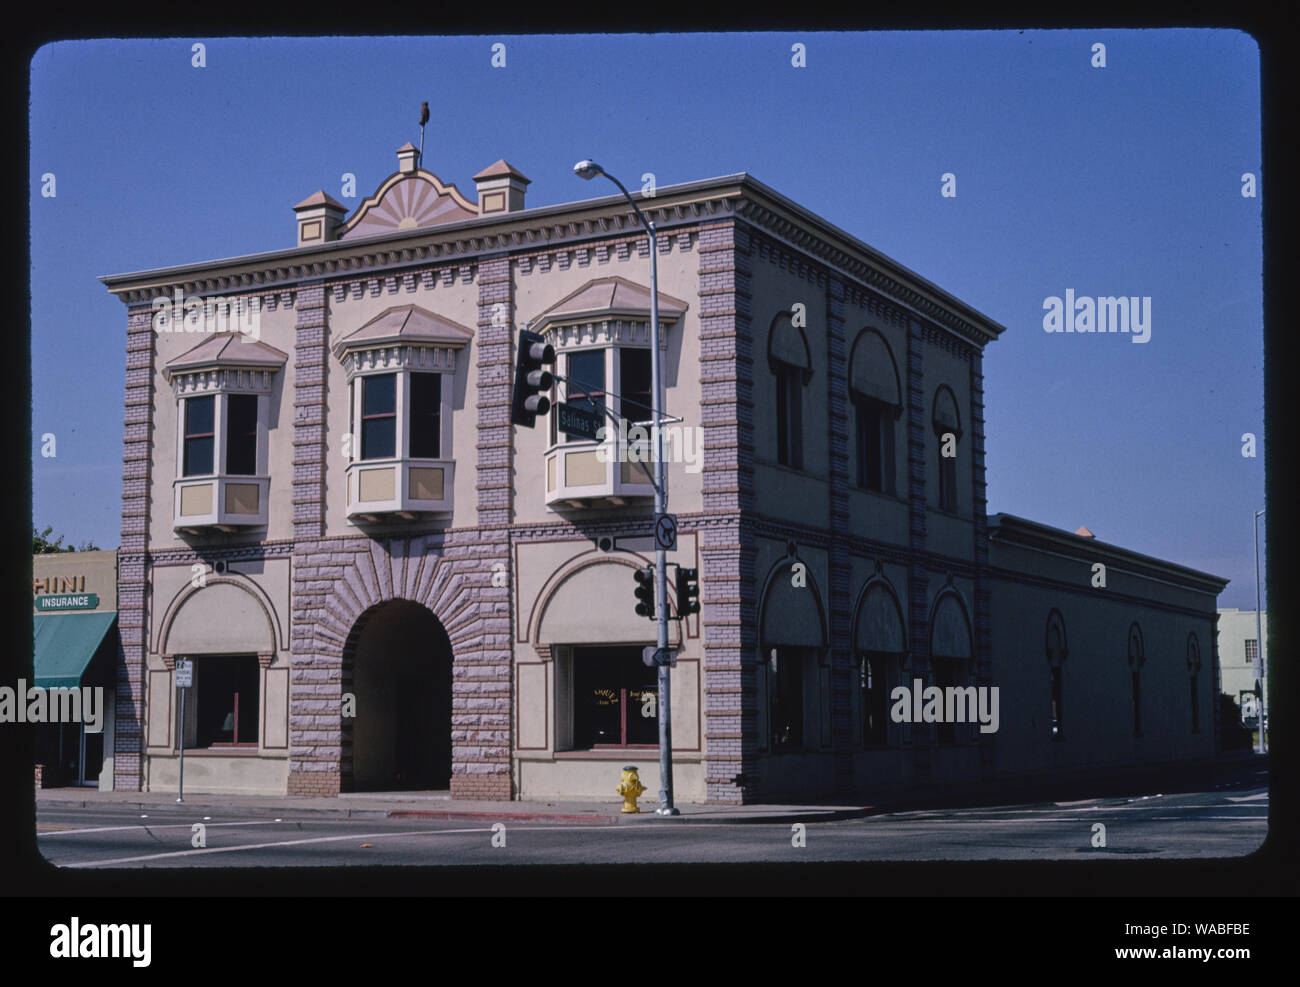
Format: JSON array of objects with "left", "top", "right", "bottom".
[{"left": 33, "top": 611, "right": 118, "bottom": 689}]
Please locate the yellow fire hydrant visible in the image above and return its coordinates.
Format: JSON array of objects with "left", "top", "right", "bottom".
[{"left": 617, "top": 765, "right": 646, "bottom": 813}]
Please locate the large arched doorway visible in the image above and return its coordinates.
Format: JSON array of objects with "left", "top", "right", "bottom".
[{"left": 341, "top": 599, "right": 453, "bottom": 792}]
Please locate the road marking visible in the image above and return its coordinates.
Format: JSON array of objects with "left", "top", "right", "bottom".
[
  {"left": 39, "top": 820, "right": 284, "bottom": 837},
  {"left": 63, "top": 826, "right": 491, "bottom": 868},
  {"left": 1226, "top": 793, "right": 1269, "bottom": 802}
]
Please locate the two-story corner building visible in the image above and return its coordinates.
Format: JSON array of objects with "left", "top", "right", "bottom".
[
  {"left": 1216, "top": 607, "right": 1267, "bottom": 722},
  {"left": 100, "top": 144, "right": 1228, "bottom": 803}
]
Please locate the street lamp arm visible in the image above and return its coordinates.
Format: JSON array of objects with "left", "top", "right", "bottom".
[{"left": 600, "top": 172, "right": 653, "bottom": 235}]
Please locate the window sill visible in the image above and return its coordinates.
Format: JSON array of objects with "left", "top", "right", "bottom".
[
  {"left": 171, "top": 747, "right": 264, "bottom": 756},
  {"left": 853, "top": 486, "right": 907, "bottom": 506},
  {"left": 755, "top": 459, "right": 826, "bottom": 481}
]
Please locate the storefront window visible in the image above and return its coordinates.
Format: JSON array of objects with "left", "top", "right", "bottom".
[
  {"left": 180, "top": 655, "right": 259, "bottom": 748},
  {"left": 572, "top": 646, "right": 657, "bottom": 748}
]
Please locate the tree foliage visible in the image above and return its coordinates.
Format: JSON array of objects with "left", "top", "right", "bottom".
[{"left": 33, "top": 526, "right": 99, "bottom": 554}]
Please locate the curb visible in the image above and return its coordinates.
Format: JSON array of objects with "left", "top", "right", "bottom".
[
  {"left": 36, "top": 797, "right": 874, "bottom": 826},
  {"left": 387, "top": 810, "right": 617, "bottom": 824}
]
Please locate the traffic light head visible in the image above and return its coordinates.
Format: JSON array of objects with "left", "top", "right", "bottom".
[
  {"left": 675, "top": 566, "right": 700, "bottom": 615},
  {"left": 633, "top": 565, "right": 655, "bottom": 618},
  {"left": 511, "top": 329, "right": 556, "bottom": 427}
]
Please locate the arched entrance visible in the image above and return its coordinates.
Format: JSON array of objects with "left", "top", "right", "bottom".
[{"left": 341, "top": 599, "right": 453, "bottom": 791}]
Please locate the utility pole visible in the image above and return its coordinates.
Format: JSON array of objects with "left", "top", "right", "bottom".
[
  {"left": 574, "top": 159, "right": 678, "bottom": 814},
  {"left": 1254, "top": 508, "right": 1266, "bottom": 755}
]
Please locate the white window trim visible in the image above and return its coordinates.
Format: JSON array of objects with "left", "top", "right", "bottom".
[
  {"left": 172, "top": 372, "right": 273, "bottom": 481},
  {"left": 344, "top": 349, "right": 456, "bottom": 466}
]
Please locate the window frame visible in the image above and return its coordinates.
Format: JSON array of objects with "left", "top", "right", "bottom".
[
  {"left": 774, "top": 360, "right": 804, "bottom": 470},
  {"left": 1128, "top": 623, "right": 1145, "bottom": 737},
  {"left": 408, "top": 371, "right": 443, "bottom": 460},
  {"left": 859, "top": 651, "right": 894, "bottom": 747},
  {"left": 550, "top": 344, "right": 654, "bottom": 448},
  {"left": 854, "top": 392, "right": 897, "bottom": 494},
  {"left": 932, "top": 385, "right": 962, "bottom": 514},
  {"left": 177, "top": 654, "right": 260, "bottom": 751},
  {"left": 1188, "top": 634, "right": 1202, "bottom": 734},
  {"left": 224, "top": 392, "right": 260, "bottom": 476},
  {"left": 1046, "top": 610, "right": 1067, "bottom": 741},
  {"left": 178, "top": 390, "right": 268, "bottom": 480},
  {"left": 182, "top": 394, "right": 216, "bottom": 478},
  {"left": 349, "top": 366, "right": 454, "bottom": 465},
  {"left": 568, "top": 645, "right": 659, "bottom": 750}
]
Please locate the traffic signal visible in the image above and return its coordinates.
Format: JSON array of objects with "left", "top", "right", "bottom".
[
  {"left": 511, "top": 329, "right": 555, "bottom": 427},
  {"left": 675, "top": 566, "right": 700, "bottom": 616},
  {"left": 633, "top": 565, "right": 655, "bottom": 618}
]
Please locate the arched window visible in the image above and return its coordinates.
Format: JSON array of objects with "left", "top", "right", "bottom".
[
  {"left": 1046, "top": 610, "right": 1068, "bottom": 740},
  {"left": 768, "top": 312, "right": 812, "bottom": 470},
  {"left": 1187, "top": 633, "right": 1202, "bottom": 734},
  {"left": 1128, "top": 623, "right": 1145, "bottom": 737},
  {"left": 930, "top": 590, "right": 973, "bottom": 746},
  {"left": 853, "top": 578, "right": 907, "bottom": 747},
  {"left": 758, "top": 555, "right": 827, "bottom": 752},
  {"left": 849, "top": 330, "right": 902, "bottom": 495},
  {"left": 932, "top": 386, "right": 961, "bottom": 513}
]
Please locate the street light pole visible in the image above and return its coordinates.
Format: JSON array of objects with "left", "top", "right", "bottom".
[
  {"left": 574, "top": 160, "right": 678, "bottom": 815},
  {"left": 1254, "top": 508, "right": 1266, "bottom": 755}
]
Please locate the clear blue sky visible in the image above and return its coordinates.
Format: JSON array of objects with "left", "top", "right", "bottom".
[{"left": 29, "top": 31, "right": 1264, "bottom": 607}]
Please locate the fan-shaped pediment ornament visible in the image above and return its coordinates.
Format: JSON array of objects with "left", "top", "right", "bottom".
[{"left": 337, "top": 170, "right": 478, "bottom": 240}]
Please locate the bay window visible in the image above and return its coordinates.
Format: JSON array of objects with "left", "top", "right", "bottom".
[
  {"left": 333, "top": 304, "right": 472, "bottom": 521},
  {"left": 164, "top": 330, "right": 285, "bottom": 533},
  {"left": 531, "top": 275, "right": 687, "bottom": 508}
]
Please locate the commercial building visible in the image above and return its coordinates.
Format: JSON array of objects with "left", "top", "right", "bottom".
[
  {"left": 98, "top": 145, "right": 1228, "bottom": 802},
  {"left": 1217, "top": 608, "right": 1267, "bottom": 725},
  {"left": 31, "top": 549, "right": 119, "bottom": 789}
]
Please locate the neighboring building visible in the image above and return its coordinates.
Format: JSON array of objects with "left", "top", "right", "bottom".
[
  {"left": 98, "top": 145, "right": 1228, "bottom": 802},
  {"left": 31, "top": 549, "right": 119, "bottom": 789},
  {"left": 1217, "top": 608, "right": 1267, "bottom": 723}
]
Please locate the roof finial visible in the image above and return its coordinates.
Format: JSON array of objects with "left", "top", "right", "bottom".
[{"left": 418, "top": 101, "right": 430, "bottom": 170}]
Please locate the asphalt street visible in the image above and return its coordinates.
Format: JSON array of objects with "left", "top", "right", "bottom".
[{"left": 36, "top": 779, "right": 1267, "bottom": 868}]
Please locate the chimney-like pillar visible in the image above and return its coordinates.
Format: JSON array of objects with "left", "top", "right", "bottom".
[
  {"left": 397, "top": 142, "right": 420, "bottom": 175},
  {"left": 473, "top": 159, "right": 530, "bottom": 215},
  {"left": 292, "top": 191, "right": 347, "bottom": 246}
]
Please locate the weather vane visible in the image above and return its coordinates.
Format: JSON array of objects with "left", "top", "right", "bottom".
[{"left": 418, "top": 101, "right": 429, "bottom": 170}]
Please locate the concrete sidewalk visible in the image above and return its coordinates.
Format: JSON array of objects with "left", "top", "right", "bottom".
[
  {"left": 33, "top": 750, "right": 1264, "bottom": 825},
  {"left": 33, "top": 787, "right": 873, "bottom": 825}
]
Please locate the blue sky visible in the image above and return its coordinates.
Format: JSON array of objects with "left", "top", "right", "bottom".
[{"left": 29, "top": 31, "right": 1264, "bottom": 606}]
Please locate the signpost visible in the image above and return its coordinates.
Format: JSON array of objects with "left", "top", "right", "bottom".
[
  {"left": 557, "top": 402, "right": 603, "bottom": 442},
  {"left": 174, "top": 659, "right": 192, "bottom": 802}
]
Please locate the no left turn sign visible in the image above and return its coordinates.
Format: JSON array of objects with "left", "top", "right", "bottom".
[{"left": 655, "top": 513, "right": 677, "bottom": 551}]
